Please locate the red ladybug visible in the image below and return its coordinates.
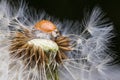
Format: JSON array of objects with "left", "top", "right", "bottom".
[{"left": 34, "top": 20, "right": 57, "bottom": 33}]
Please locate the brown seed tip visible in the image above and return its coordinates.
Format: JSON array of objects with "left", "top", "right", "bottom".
[{"left": 34, "top": 20, "right": 57, "bottom": 33}]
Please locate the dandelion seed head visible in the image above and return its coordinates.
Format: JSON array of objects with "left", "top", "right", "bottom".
[
  {"left": 28, "top": 39, "right": 59, "bottom": 52},
  {"left": 0, "top": 0, "right": 118, "bottom": 80}
]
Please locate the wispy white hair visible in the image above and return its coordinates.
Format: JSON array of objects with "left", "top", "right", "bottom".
[{"left": 0, "top": 0, "right": 119, "bottom": 80}]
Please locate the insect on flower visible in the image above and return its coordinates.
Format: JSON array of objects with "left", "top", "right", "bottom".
[
  {"left": 9, "top": 19, "right": 72, "bottom": 80},
  {"left": 34, "top": 20, "right": 57, "bottom": 33},
  {"left": 34, "top": 20, "right": 61, "bottom": 38},
  {"left": 0, "top": 0, "right": 120, "bottom": 80}
]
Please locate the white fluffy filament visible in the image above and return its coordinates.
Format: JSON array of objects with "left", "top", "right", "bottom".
[{"left": 0, "top": 0, "right": 119, "bottom": 80}]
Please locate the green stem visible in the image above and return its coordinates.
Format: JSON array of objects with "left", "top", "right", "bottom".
[{"left": 46, "top": 64, "right": 59, "bottom": 80}]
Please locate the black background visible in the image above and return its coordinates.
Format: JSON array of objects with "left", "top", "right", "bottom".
[{"left": 25, "top": 0, "right": 120, "bottom": 63}]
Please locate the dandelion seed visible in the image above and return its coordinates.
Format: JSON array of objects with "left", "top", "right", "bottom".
[{"left": 0, "top": 0, "right": 119, "bottom": 80}]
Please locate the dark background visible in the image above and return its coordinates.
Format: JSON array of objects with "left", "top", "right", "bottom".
[
  {"left": 25, "top": 0, "right": 120, "bottom": 34},
  {"left": 25, "top": 0, "right": 120, "bottom": 63}
]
